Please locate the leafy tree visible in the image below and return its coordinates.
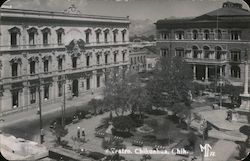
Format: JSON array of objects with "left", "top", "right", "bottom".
[
  {"left": 53, "top": 124, "right": 68, "bottom": 144},
  {"left": 112, "top": 116, "right": 136, "bottom": 132},
  {"left": 146, "top": 56, "right": 193, "bottom": 124}
]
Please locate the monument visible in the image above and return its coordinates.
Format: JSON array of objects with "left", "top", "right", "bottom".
[{"left": 233, "top": 54, "right": 250, "bottom": 123}]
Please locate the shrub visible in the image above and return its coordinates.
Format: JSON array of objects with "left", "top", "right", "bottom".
[
  {"left": 88, "top": 152, "right": 106, "bottom": 160},
  {"left": 112, "top": 128, "right": 134, "bottom": 138},
  {"left": 145, "top": 109, "right": 167, "bottom": 115},
  {"left": 129, "top": 113, "right": 144, "bottom": 127},
  {"left": 112, "top": 116, "right": 136, "bottom": 132},
  {"left": 105, "top": 154, "right": 125, "bottom": 161},
  {"left": 102, "top": 138, "right": 126, "bottom": 150},
  {"left": 142, "top": 135, "right": 156, "bottom": 142}
]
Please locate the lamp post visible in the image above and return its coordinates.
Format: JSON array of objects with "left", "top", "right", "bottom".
[
  {"left": 200, "top": 119, "right": 207, "bottom": 161},
  {"left": 218, "top": 79, "right": 224, "bottom": 109}
]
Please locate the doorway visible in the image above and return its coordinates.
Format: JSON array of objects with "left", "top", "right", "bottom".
[{"left": 72, "top": 79, "right": 79, "bottom": 97}]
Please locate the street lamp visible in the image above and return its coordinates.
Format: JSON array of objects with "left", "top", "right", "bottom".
[
  {"left": 200, "top": 119, "right": 207, "bottom": 161},
  {"left": 218, "top": 79, "right": 224, "bottom": 109}
]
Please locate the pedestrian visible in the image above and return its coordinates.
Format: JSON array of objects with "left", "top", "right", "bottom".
[
  {"left": 82, "top": 128, "right": 85, "bottom": 140},
  {"left": 77, "top": 126, "right": 80, "bottom": 138}
]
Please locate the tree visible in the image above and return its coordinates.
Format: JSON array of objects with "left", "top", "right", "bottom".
[
  {"left": 53, "top": 124, "right": 68, "bottom": 144},
  {"left": 146, "top": 56, "right": 193, "bottom": 123},
  {"left": 112, "top": 116, "right": 136, "bottom": 132},
  {"left": 240, "top": 125, "right": 250, "bottom": 146}
]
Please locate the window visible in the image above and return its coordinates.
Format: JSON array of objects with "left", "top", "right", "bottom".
[
  {"left": 204, "top": 30, "right": 210, "bottom": 40},
  {"left": 29, "top": 32, "right": 35, "bottom": 45},
  {"left": 97, "top": 55, "right": 100, "bottom": 65},
  {"left": 175, "top": 48, "right": 184, "bottom": 57},
  {"left": 114, "top": 54, "right": 117, "bottom": 63},
  {"left": 123, "top": 53, "right": 126, "bottom": 62},
  {"left": 58, "top": 58, "right": 63, "bottom": 71},
  {"left": 27, "top": 27, "right": 37, "bottom": 45},
  {"left": 161, "top": 32, "right": 169, "bottom": 40},
  {"left": 161, "top": 49, "right": 168, "bottom": 57},
  {"left": 72, "top": 57, "right": 77, "bottom": 69},
  {"left": 96, "top": 32, "right": 100, "bottom": 43},
  {"left": 86, "top": 56, "right": 90, "bottom": 67},
  {"left": 97, "top": 75, "right": 100, "bottom": 88},
  {"left": 192, "top": 30, "right": 198, "bottom": 40},
  {"left": 44, "top": 59, "right": 49, "bottom": 72},
  {"left": 175, "top": 31, "right": 184, "bottom": 40},
  {"left": 113, "top": 29, "right": 118, "bottom": 43},
  {"left": 86, "top": 78, "right": 90, "bottom": 90},
  {"left": 192, "top": 46, "right": 199, "bottom": 58},
  {"left": 217, "top": 30, "right": 222, "bottom": 40},
  {"left": 105, "top": 54, "right": 108, "bottom": 64},
  {"left": 203, "top": 46, "right": 210, "bottom": 59},
  {"left": 122, "top": 30, "right": 126, "bottom": 42},
  {"left": 43, "top": 32, "right": 48, "bottom": 45},
  {"left": 30, "top": 61, "right": 36, "bottom": 74},
  {"left": 86, "top": 32, "right": 90, "bottom": 44},
  {"left": 11, "top": 33, "right": 18, "bottom": 46},
  {"left": 30, "top": 88, "right": 36, "bottom": 104},
  {"left": 44, "top": 85, "right": 49, "bottom": 100},
  {"left": 56, "top": 28, "right": 64, "bottom": 45},
  {"left": 57, "top": 32, "right": 62, "bottom": 45},
  {"left": 58, "top": 83, "right": 63, "bottom": 97},
  {"left": 104, "top": 32, "right": 108, "bottom": 43},
  {"left": 113, "top": 33, "right": 117, "bottom": 43},
  {"left": 231, "top": 65, "right": 241, "bottom": 78},
  {"left": 12, "top": 91, "right": 18, "bottom": 108},
  {"left": 215, "top": 46, "right": 222, "bottom": 60},
  {"left": 12, "top": 63, "right": 18, "bottom": 77},
  {"left": 231, "top": 31, "right": 241, "bottom": 40},
  {"left": 231, "top": 51, "right": 241, "bottom": 62},
  {"left": 130, "top": 57, "right": 133, "bottom": 65}
]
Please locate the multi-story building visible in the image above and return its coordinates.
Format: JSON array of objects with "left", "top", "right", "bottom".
[
  {"left": 0, "top": 5, "right": 130, "bottom": 115},
  {"left": 155, "top": 1, "right": 250, "bottom": 86},
  {"left": 129, "top": 47, "right": 147, "bottom": 72}
]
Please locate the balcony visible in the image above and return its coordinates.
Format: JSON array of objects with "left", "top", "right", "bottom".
[
  {"left": 0, "top": 41, "right": 130, "bottom": 52},
  {"left": 0, "top": 61, "right": 129, "bottom": 84},
  {"left": 184, "top": 58, "right": 228, "bottom": 65}
]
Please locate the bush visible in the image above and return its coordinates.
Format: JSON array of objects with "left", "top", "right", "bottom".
[
  {"left": 129, "top": 113, "right": 144, "bottom": 127},
  {"left": 142, "top": 135, "right": 156, "bottom": 142},
  {"left": 102, "top": 139, "right": 126, "bottom": 150},
  {"left": 112, "top": 128, "right": 134, "bottom": 138},
  {"left": 112, "top": 116, "right": 136, "bottom": 132},
  {"left": 75, "top": 110, "right": 90, "bottom": 119},
  {"left": 88, "top": 152, "right": 106, "bottom": 160},
  {"left": 145, "top": 109, "right": 167, "bottom": 115}
]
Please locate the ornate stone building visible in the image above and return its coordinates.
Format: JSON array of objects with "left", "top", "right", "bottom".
[
  {"left": 155, "top": 1, "right": 250, "bottom": 86},
  {"left": 0, "top": 5, "right": 130, "bottom": 115}
]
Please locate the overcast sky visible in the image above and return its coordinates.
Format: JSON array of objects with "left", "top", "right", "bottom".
[{"left": 2, "top": 0, "right": 249, "bottom": 21}]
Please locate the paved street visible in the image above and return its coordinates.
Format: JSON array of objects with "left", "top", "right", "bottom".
[{"left": 0, "top": 91, "right": 102, "bottom": 140}]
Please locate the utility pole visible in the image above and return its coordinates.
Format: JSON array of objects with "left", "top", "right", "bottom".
[
  {"left": 61, "top": 76, "right": 66, "bottom": 127},
  {"left": 38, "top": 77, "right": 44, "bottom": 144}
]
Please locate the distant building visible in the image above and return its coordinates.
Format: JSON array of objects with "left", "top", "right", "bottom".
[
  {"left": 129, "top": 46, "right": 158, "bottom": 72},
  {"left": 155, "top": 1, "right": 250, "bottom": 86},
  {"left": 0, "top": 5, "right": 130, "bottom": 115}
]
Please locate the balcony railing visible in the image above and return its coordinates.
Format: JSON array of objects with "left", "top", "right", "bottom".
[
  {"left": 0, "top": 61, "right": 129, "bottom": 83},
  {"left": 0, "top": 41, "right": 130, "bottom": 51},
  {"left": 184, "top": 58, "right": 228, "bottom": 64}
]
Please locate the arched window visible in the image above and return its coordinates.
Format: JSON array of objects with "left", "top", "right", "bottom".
[
  {"left": 192, "top": 30, "right": 198, "bottom": 40},
  {"left": 95, "top": 28, "right": 101, "bottom": 43},
  {"left": 215, "top": 46, "right": 222, "bottom": 60},
  {"left": 8, "top": 27, "right": 21, "bottom": 46},
  {"left": 217, "top": 29, "right": 222, "bottom": 40},
  {"left": 192, "top": 46, "right": 199, "bottom": 58},
  {"left": 121, "top": 29, "right": 127, "bottom": 42},
  {"left": 27, "top": 27, "right": 38, "bottom": 45},
  {"left": 41, "top": 27, "right": 51, "bottom": 45},
  {"left": 203, "top": 46, "right": 210, "bottom": 59},
  {"left": 204, "top": 30, "right": 210, "bottom": 40},
  {"left": 231, "top": 65, "right": 241, "bottom": 78}
]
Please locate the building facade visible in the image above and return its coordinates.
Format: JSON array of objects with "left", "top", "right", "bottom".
[
  {"left": 155, "top": 1, "right": 250, "bottom": 86},
  {"left": 0, "top": 5, "right": 130, "bottom": 115}
]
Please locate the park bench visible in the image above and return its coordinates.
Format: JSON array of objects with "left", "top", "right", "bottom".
[
  {"left": 132, "top": 140, "right": 144, "bottom": 147},
  {"left": 95, "top": 131, "right": 105, "bottom": 138},
  {"left": 113, "top": 136, "right": 124, "bottom": 143},
  {"left": 153, "top": 145, "right": 167, "bottom": 151}
]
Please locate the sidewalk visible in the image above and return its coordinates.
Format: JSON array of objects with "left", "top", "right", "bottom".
[{"left": 0, "top": 91, "right": 103, "bottom": 128}]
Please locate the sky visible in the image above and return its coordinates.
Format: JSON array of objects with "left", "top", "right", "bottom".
[{"left": 1, "top": 0, "right": 249, "bottom": 21}]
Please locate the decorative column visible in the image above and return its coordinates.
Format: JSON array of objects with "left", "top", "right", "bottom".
[
  {"left": 193, "top": 65, "right": 196, "bottom": 80},
  {"left": 219, "top": 66, "right": 223, "bottom": 77},
  {"left": 235, "top": 54, "right": 250, "bottom": 123},
  {"left": 205, "top": 65, "right": 208, "bottom": 81}
]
